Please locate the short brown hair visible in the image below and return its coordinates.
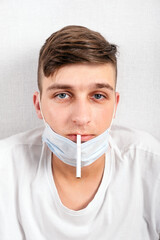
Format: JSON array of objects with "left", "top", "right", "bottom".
[{"left": 38, "top": 25, "right": 117, "bottom": 92}]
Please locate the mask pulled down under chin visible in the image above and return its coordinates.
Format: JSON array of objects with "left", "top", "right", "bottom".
[{"left": 42, "top": 123, "right": 110, "bottom": 168}]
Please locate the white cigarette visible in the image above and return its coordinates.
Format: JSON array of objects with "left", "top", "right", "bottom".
[{"left": 76, "top": 135, "right": 81, "bottom": 178}]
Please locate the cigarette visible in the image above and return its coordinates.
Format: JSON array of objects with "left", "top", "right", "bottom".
[{"left": 76, "top": 135, "right": 81, "bottom": 178}]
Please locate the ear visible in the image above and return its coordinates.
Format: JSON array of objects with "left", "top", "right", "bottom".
[
  {"left": 113, "top": 92, "right": 120, "bottom": 118},
  {"left": 33, "top": 91, "right": 43, "bottom": 119}
]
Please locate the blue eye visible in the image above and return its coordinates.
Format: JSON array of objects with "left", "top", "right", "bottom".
[
  {"left": 57, "top": 93, "right": 68, "bottom": 99},
  {"left": 94, "top": 94, "right": 104, "bottom": 99}
]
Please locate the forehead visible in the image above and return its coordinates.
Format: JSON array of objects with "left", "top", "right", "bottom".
[{"left": 42, "top": 63, "right": 116, "bottom": 90}]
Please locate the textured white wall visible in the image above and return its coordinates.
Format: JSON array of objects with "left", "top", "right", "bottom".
[{"left": 0, "top": 0, "right": 160, "bottom": 139}]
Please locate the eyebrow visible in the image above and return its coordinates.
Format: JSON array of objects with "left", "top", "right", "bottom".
[
  {"left": 47, "top": 83, "right": 114, "bottom": 92},
  {"left": 93, "top": 83, "right": 114, "bottom": 91}
]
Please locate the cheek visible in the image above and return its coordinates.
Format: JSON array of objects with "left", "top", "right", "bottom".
[
  {"left": 95, "top": 105, "right": 114, "bottom": 130},
  {"left": 44, "top": 104, "right": 69, "bottom": 132}
]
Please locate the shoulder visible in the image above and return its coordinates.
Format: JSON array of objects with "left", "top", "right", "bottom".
[
  {"left": 0, "top": 126, "right": 44, "bottom": 169},
  {"left": 110, "top": 124, "right": 160, "bottom": 156},
  {"left": 0, "top": 126, "right": 45, "bottom": 193},
  {"left": 110, "top": 124, "right": 160, "bottom": 187},
  {"left": 110, "top": 125, "right": 160, "bottom": 232},
  {"left": 0, "top": 127, "right": 45, "bottom": 224},
  {"left": 0, "top": 126, "right": 44, "bottom": 151}
]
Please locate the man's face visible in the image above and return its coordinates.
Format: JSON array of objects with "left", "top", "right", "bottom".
[{"left": 34, "top": 63, "right": 119, "bottom": 142}]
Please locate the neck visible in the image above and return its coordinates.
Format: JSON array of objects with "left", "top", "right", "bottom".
[
  {"left": 52, "top": 154, "right": 106, "bottom": 210},
  {"left": 52, "top": 153, "right": 105, "bottom": 181}
]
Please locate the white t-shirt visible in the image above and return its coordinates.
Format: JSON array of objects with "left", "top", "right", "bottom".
[{"left": 0, "top": 125, "right": 160, "bottom": 240}]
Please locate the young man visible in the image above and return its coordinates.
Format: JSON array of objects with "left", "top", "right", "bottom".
[{"left": 0, "top": 25, "right": 160, "bottom": 239}]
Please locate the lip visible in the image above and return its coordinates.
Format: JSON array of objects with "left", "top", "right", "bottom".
[{"left": 67, "top": 134, "right": 95, "bottom": 142}]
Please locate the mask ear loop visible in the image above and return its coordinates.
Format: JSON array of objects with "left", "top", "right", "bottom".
[
  {"left": 38, "top": 93, "right": 47, "bottom": 127},
  {"left": 108, "top": 105, "right": 116, "bottom": 131}
]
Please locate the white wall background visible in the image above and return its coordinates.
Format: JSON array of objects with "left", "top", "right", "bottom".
[{"left": 0, "top": 0, "right": 160, "bottom": 139}]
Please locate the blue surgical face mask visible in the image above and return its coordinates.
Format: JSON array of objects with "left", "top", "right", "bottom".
[{"left": 42, "top": 123, "right": 110, "bottom": 167}]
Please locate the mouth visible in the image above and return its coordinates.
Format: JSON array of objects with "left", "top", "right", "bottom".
[{"left": 67, "top": 134, "right": 95, "bottom": 143}]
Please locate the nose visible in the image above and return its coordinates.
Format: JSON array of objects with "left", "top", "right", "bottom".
[{"left": 71, "top": 99, "right": 91, "bottom": 126}]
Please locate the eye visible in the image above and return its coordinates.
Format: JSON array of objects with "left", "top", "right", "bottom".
[
  {"left": 53, "top": 92, "right": 72, "bottom": 103},
  {"left": 56, "top": 93, "right": 69, "bottom": 99},
  {"left": 93, "top": 93, "right": 105, "bottom": 100}
]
